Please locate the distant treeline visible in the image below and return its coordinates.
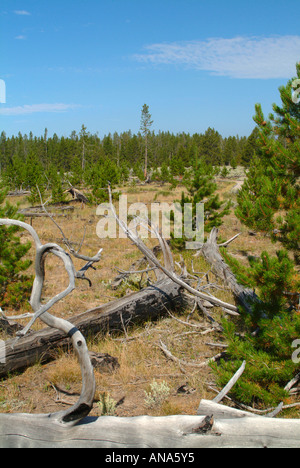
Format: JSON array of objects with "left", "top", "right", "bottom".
[
  {"left": 0, "top": 126, "right": 259, "bottom": 173},
  {"left": 0, "top": 125, "right": 259, "bottom": 202}
]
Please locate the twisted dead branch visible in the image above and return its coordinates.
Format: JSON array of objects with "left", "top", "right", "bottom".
[{"left": 0, "top": 218, "right": 96, "bottom": 426}]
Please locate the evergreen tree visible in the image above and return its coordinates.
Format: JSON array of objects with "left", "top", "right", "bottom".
[
  {"left": 102, "top": 134, "right": 115, "bottom": 157},
  {"left": 80, "top": 124, "right": 89, "bottom": 172},
  {"left": 223, "top": 136, "right": 238, "bottom": 166},
  {"left": 160, "top": 162, "right": 171, "bottom": 182},
  {"left": 24, "top": 152, "right": 46, "bottom": 204},
  {"left": 171, "top": 158, "right": 231, "bottom": 249},
  {"left": 69, "top": 155, "right": 83, "bottom": 186},
  {"left": 236, "top": 64, "right": 300, "bottom": 263},
  {"left": 199, "top": 127, "right": 222, "bottom": 165},
  {"left": 0, "top": 188, "right": 33, "bottom": 309},
  {"left": 47, "top": 165, "right": 67, "bottom": 204},
  {"left": 169, "top": 153, "right": 185, "bottom": 177},
  {"left": 240, "top": 127, "right": 259, "bottom": 166},
  {"left": 85, "top": 158, "right": 120, "bottom": 203},
  {"left": 140, "top": 104, "right": 153, "bottom": 179},
  {"left": 4, "top": 155, "right": 26, "bottom": 190},
  {"left": 187, "top": 159, "right": 231, "bottom": 231},
  {"left": 212, "top": 64, "right": 300, "bottom": 408}
]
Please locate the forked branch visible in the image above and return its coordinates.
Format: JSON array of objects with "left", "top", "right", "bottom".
[
  {"left": 107, "top": 185, "right": 238, "bottom": 313},
  {"left": 37, "top": 185, "right": 103, "bottom": 268}
]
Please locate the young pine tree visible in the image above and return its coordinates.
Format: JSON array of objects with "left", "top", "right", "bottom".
[
  {"left": 212, "top": 65, "right": 300, "bottom": 408},
  {"left": 0, "top": 188, "right": 33, "bottom": 310},
  {"left": 188, "top": 161, "right": 231, "bottom": 231},
  {"left": 85, "top": 158, "right": 120, "bottom": 203},
  {"left": 236, "top": 63, "right": 300, "bottom": 263},
  {"left": 24, "top": 152, "right": 46, "bottom": 204},
  {"left": 140, "top": 104, "right": 153, "bottom": 180},
  {"left": 171, "top": 158, "right": 231, "bottom": 249},
  {"left": 47, "top": 165, "right": 67, "bottom": 204}
]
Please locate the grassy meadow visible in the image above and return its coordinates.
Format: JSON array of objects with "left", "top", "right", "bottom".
[{"left": 2, "top": 171, "right": 296, "bottom": 418}]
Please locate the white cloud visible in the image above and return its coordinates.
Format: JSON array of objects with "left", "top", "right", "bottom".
[
  {"left": 14, "top": 10, "right": 31, "bottom": 15},
  {"left": 15, "top": 35, "right": 26, "bottom": 40},
  {"left": 134, "top": 36, "right": 300, "bottom": 79},
  {"left": 0, "top": 103, "right": 80, "bottom": 116}
]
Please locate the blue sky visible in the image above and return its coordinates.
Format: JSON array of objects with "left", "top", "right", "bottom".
[{"left": 1, "top": 0, "right": 300, "bottom": 138}]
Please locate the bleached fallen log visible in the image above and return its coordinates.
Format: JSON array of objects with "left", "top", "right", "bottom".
[
  {"left": 0, "top": 277, "right": 188, "bottom": 378},
  {"left": 1, "top": 411, "right": 300, "bottom": 448},
  {"left": 0, "top": 313, "right": 23, "bottom": 336},
  {"left": 18, "top": 212, "right": 67, "bottom": 218},
  {"left": 7, "top": 190, "right": 31, "bottom": 197},
  {"left": 1, "top": 217, "right": 300, "bottom": 449}
]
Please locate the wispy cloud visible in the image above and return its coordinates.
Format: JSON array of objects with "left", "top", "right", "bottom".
[
  {"left": 14, "top": 10, "right": 31, "bottom": 16},
  {"left": 0, "top": 103, "right": 80, "bottom": 116},
  {"left": 133, "top": 36, "right": 300, "bottom": 79},
  {"left": 15, "top": 35, "right": 27, "bottom": 40}
]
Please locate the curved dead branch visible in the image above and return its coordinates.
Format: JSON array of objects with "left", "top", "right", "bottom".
[{"left": 0, "top": 218, "right": 96, "bottom": 426}]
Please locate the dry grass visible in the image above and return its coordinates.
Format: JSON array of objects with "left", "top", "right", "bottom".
[{"left": 0, "top": 177, "right": 295, "bottom": 417}]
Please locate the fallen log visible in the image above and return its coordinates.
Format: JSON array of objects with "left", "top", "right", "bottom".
[
  {"left": 18, "top": 212, "right": 67, "bottom": 218},
  {"left": 0, "top": 277, "right": 188, "bottom": 378},
  {"left": 7, "top": 190, "right": 31, "bottom": 197},
  {"left": 199, "top": 227, "right": 260, "bottom": 314},
  {"left": 1, "top": 409, "right": 300, "bottom": 448},
  {"left": 1, "top": 213, "right": 300, "bottom": 448}
]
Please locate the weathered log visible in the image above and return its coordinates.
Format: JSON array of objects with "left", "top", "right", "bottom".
[
  {"left": 18, "top": 212, "right": 67, "bottom": 218},
  {"left": 200, "top": 227, "right": 260, "bottom": 314},
  {"left": 1, "top": 212, "right": 299, "bottom": 448},
  {"left": 1, "top": 409, "right": 300, "bottom": 448},
  {"left": 7, "top": 190, "right": 31, "bottom": 197},
  {"left": 0, "top": 277, "right": 188, "bottom": 378}
]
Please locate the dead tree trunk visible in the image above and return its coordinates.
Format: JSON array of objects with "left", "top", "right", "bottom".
[
  {"left": 0, "top": 278, "right": 187, "bottom": 378},
  {"left": 200, "top": 227, "right": 260, "bottom": 314},
  {"left": 1, "top": 402, "right": 300, "bottom": 448}
]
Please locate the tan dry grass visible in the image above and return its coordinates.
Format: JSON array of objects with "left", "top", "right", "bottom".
[{"left": 1, "top": 179, "right": 296, "bottom": 417}]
